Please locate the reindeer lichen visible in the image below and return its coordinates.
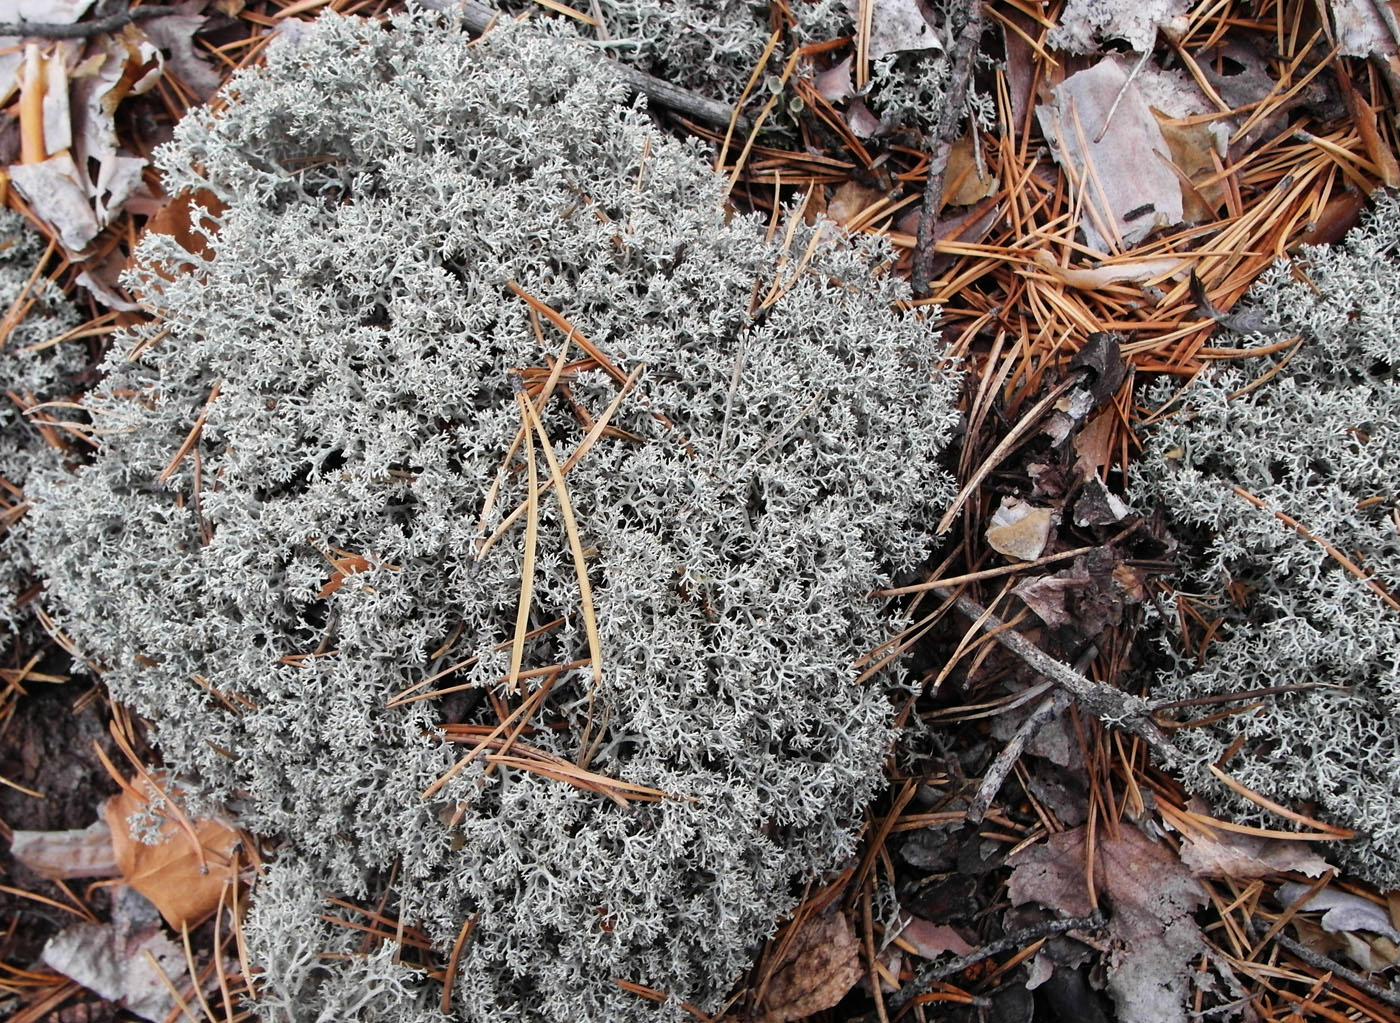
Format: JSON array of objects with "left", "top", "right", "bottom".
[{"left": 22, "top": 12, "right": 960, "bottom": 1021}]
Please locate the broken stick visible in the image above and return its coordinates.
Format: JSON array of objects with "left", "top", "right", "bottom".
[{"left": 937, "top": 589, "right": 1181, "bottom": 769}]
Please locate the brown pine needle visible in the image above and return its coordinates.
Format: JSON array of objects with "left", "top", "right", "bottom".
[
  {"left": 440, "top": 914, "right": 477, "bottom": 1014},
  {"left": 1232, "top": 486, "right": 1400, "bottom": 613},
  {"left": 157, "top": 381, "right": 222, "bottom": 484},
  {"left": 1205, "top": 763, "right": 1355, "bottom": 837},
  {"left": 476, "top": 330, "right": 572, "bottom": 545},
  {"left": 505, "top": 282, "right": 626, "bottom": 385}
]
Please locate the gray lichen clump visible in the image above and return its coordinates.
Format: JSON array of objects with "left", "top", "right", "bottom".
[
  {"left": 0, "top": 210, "right": 82, "bottom": 660},
  {"left": 22, "top": 11, "right": 960, "bottom": 1022},
  {"left": 501, "top": 0, "right": 952, "bottom": 133},
  {"left": 1136, "top": 193, "right": 1400, "bottom": 888}
]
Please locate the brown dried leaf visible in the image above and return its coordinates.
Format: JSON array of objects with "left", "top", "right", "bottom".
[
  {"left": 1008, "top": 824, "right": 1207, "bottom": 1023},
  {"left": 900, "top": 914, "right": 976, "bottom": 960},
  {"left": 826, "top": 180, "right": 884, "bottom": 229},
  {"left": 945, "top": 135, "right": 997, "bottom": 206},
  {"left": 1178, "top": 830, "right": 1332, "bottom": 880},
  {"left": 104, "top": 780, "right": 239, "bottom": 930},
  {"left": 761, "top": 909, "right": 863, "bottom": 1023},
  {"left": 10, "top": 818, "right": 118, "bottom": 880}
]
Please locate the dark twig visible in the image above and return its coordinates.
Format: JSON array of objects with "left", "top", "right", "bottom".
[
  {"left": 937, "top": 589, "right": 1182, "bottom": 769},
  {"left": 888, "top": 910, "right": 1105, "bottom": 1012},
  {"left": 912, "top": 2, "right": 985, "bottom": 298},
  {"left": 967, "top": 649, "right": 1098, "bottom": 823},
  {"left": 0, "top": 5, "right": 182, "bottom": 38},
  {"left": 457, "top": 1, "right": 745, "bottom": 130},
  {"left": 1271, "top": 931, "right": 1400, "bottom": 1010}
]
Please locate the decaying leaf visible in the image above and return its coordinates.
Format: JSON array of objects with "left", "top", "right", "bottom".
[
  {"left": 761, "top": 909, "right": 863, "bottom": 1022},
  {"left": 1047, "top": 0, "right": 1191, "bottom": 53},
  {"left": 1036, "top": 58, "right": 1183, "bottom": 253},
  {"left": 1277, "top": 882, "right": 1400, "bottom": 942},
  {"left": 826, "top": 180, "right": 885, "bottom": 229},
  {"left": 10, "top": 817, "right": 118, "bottom": 879},
  {"left": 9, "top": 153, "right": 100, "bottom": 251},
  {"left": 1330, "top": 0, "right": 1400, "bottom": 58},
  {"left": 140, "top": 3, "right": 221, "bottom": 102},
  {"left": 944, "top": 134, "right": 997, "bottom": 206},
  {"left": 104, "top": 779, "right": 240, "bottom": 930},
  {"left": 899, "top": 913, "right": 977, "bottom": 959},
  {"left": 1178, "top": 830, "right": 1332, "bottom": 880},
  {"left": 847, "top": 0, "right": 944, "bottom": 61},
  {"left": 1008, "top": 824, "right": 1207, "bottom": 1023},
  {"left": 986, "top": 497, "right": 1055, "bottom": 562},
  {"left": 814, "top": 55, "right": 855, "bottom": 104},
  {"left": 42, "top": 887, "right": 184, "bottom": 1023}
]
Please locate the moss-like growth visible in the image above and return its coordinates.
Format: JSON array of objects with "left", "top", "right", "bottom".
[
  {"left": 0, "top": 210, "right": 82, "bottom": 660},
  {"left": 23, "top": 12, "right": 959, "bottom": 1020},
  {"left": 1136, "top": 193, "right": 1400, "bottom": 888}
]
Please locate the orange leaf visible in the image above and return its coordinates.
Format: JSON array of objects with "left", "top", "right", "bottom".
[{"left": 103, "top": 780, "right": 239, "bottom": 930}]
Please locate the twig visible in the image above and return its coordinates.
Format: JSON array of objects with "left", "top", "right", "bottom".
[
  {"left": 937, "top": 589, "right": 1181, "bottom": 768},
  {"left": 0, "top": 5, "right": 183, "bottom": 39},
  {"left": 888, "top": 910, "right": 1105, "bottom": 1012},
  {"left": 912, "top": 2, "right": 984, "bottom": 298},
  {"left": 1270, "top": 932, "right": 1400, "bottom": 1010},
  {"left": 457, "top": 2, "right": 744, "bottom": 130},
  {"left": 967, "top": 644, "right": 1097, "bottom": 823}
]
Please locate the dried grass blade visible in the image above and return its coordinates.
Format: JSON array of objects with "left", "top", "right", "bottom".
[
  {"left": 507, "top": 388, "right": 540, "bottom": 694},
  {"left": 476, "top": 363, "right": 642, "bottom": 560},
  {"left": 519, "top": 390, "right": 602, "bottom": 689}
]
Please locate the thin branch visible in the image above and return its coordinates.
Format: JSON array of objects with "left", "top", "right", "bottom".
[
  {"left": 1271, "top": 931, "right": 1400, "bottom": 1010},
  {"left": 937, "top": 589, "right": 1181, "bottom": 768},
  {"left": 888, "top": 910, "right": 1105, "bottom": 1012},
  {"left": 0, "top": 5, "right": 183, "bottom": 39},
  {"left": 458, "top": 1, "right": 745, "bottom": 129},
  {"left": 912, "top": 2, "right": 985, "bottom": 298}
]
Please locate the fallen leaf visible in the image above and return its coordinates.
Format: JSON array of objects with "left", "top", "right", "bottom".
[
  {"left": 944, "top": 134, "right": 997, "bottom": 206},
  {"left": 1277, "top": 882, "right": 1400, "bottom": 942},
  {"left": 1073, "top": 476, "right": 1130, "bottom": 527},
  {"left": 1178, "top": 831, "right": 1332, "bottom": 880},
  {"left": 899, "top": 914, "right": 977, "bottom": 959},
  {"left": 1070, "top": 414, "right": 1114, "bottom": 486},
  {"left": 825, "top": 180, "right": 884, "bottom": 229},
  {"left": 43, "top": 888, "right": 184, "bottom": 1023},
  {"left": 845, "top": 98, "right": 881, "bottom": 138},
  {"left": 814, "top": 56, "right": 854, "bottom": 104},
  {"left": 140, "top": 4, "right": 221, "bottom": 102},
  {"left": 319, "top": 552, "right": 373, "bottom": 598},
  {"left": 104, "top": 777, "right": 240, "bottom": 930},
  {"left": 1330, "top": 0, "right": 1399, "bottom": 58},
  {"left": 1048, "top": 0, "right": 1191, "bottom": 53},
  {"left": 986, "top": 498, "right": 1055, "bottom": 562},
  {"left": 10, "top": 817, "right": 119, "bottom": 879},
  {"left": 1013, "top": 573, "right": 1082, "bottom": 628},
  {"left": 761, "top": 909, "right": 863, "bottom": 1022},
  {"left": 1036, "top": 58, "right": 1183, "bottom": 252},
  {"left": 9, "top": 152, "right": 101, "bottom": 251},
  {"left": 846, "top": 0, "right": 944, "bottom": 60},
  {"left": 1008, "top": 824, "right": 1207, "bottom": 1023}
]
